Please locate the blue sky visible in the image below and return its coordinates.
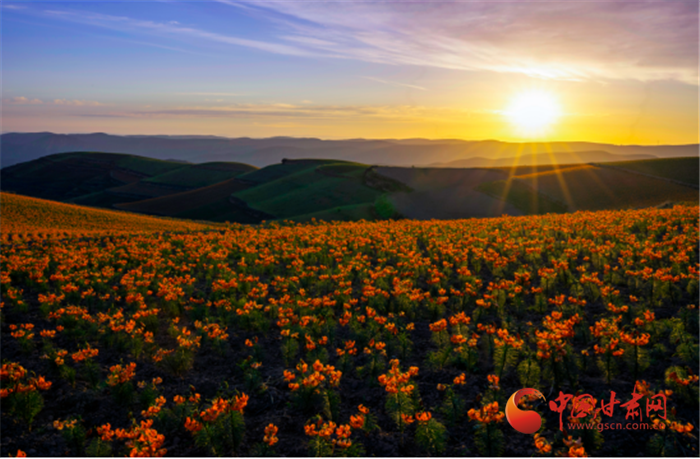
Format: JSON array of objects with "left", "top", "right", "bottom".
[{"left": 2, "top": 1, "right": 698, "bottom": 143}]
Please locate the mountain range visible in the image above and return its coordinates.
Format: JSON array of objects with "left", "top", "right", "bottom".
[{"left": 2, "top": 132, "right": 697, "bottom": 169}]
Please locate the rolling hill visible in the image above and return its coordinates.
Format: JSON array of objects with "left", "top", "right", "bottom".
[
  {"left": 473, "top": 158, "right": 699, "bottom": 214},
  {"left": 0, "top": 152, "right": 186, "bottom": 202},
  {"left": 115, "top": 178, "right": 261, "bottom": 223},
  {"left": 2, "top": 152, "right": 697, "bottom": 224},
  {"left": 1, "top": 152, "right": 259, "bottom": 209},
  {"left": 599, "top": 157, "right": 699, "bottom": 188},
  {"left": 118, "top": 160, "right": 407, "bottom": 222}
]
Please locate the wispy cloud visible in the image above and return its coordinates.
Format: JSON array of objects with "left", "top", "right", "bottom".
[
  {"left": 74, "top": 102, "right": 473, "bottom": 123},
  {"left": 2, "top": 4, "right": 26, "bottom": 10},
  {"left": 362, "top": 76, "right": 426, "bottom": 91},
  {"left": 176, "top": 92, "right": 247, "bottom": 97},
  {"left": 224, "top": 1, "right": 699, "bottom": 84},
  {"left": 6, "top": 97, "right": 43, "bottom": 105},
  {"left": 42, "top": 8, "right": 321, "bottom": 58},
  {"left": 51, "top": 99, "right": 104, "bottom": 107},
  {"left": 5, "top": 97, "right": 104, "bottom": 106}
]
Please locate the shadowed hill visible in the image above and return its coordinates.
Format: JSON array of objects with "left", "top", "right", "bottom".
[
  {"left": 476, "top": 160, "right": 699, "bottom": 214},
  {"left": 0, "top": 152, "right": 187, "bottom": 202},
  {"left": 599, "top": 157, "right": 699, "bottom": 188},
  {"left": 142, "top": 162, "right": 258, "bottom": 188},
  {"left": 375, "top": 167, "right": 522, "bottom": 219},
  {"left": 3, "top": 152, "right": 697, "bottom": 224},
  {"left": 232, "top": 160, "right": 386, "bottom": 219},
  {"left": 115, "top": 159, "right": 402, "bottom": 223},
  {"left": 115, "top": 178, "right": 262, "bottom": 223}
]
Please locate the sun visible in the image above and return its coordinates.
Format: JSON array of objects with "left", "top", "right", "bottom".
[{"left": 504, "top": 90, "right": 561, "bottom": 136}]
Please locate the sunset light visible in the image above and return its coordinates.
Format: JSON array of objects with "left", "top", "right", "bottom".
[{"left": 504, "top": 90, "right": 561, "bottom": 137}]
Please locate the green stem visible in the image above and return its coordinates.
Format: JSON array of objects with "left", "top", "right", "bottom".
[{"left": 498, "top": 346, "right": 509, "bottom": 377}]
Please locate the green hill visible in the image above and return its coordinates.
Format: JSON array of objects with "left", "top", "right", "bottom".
[
  {"left": 119, "top": 160, "right": 398, "bottom": 222},
  {"left": 116, "top": 178, "right": 262, "bottom": 223},
  {"left": 3, "top": 152, "right": 697, "bottom": 224},
  {"left": 143, "top": 162, "right": 258, "bottom": 188},
  {"left": 232, "top": 161, "right": 386, "bottom": 219},
  {"left": 601, "top": 157, "right": 699, "bottom": 188},
  {"left": 478, "top": 163, "right": 698, "bottom": 213},
  {"left": 0, "top": 152, "right": 186, "bottom": 201}
]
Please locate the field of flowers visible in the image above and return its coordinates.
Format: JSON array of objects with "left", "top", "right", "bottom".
[{"left": 1, "top": 204, "right": 698, "bottom": 457}]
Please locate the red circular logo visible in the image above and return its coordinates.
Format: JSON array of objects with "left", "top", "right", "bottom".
[{"left": 506, "top": 388, "right": 546, "bottom": 434}]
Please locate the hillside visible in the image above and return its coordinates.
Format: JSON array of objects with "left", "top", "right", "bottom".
[
  {"left": 3, "top": 153, "right": 697, "bottom": 225},
  {"left": 600, "top": 156, "right": 699, "bottom": 188},
  {"left": 0, "top": 192, "right": 215, "bottom": 241},
  {"left": 375, "top": 167, "right": 522, "bottom": 219},
  {"left": 131, "top": 160, "right": 405, "bottom": 222},
  {"left": 142, "top": 162, "right": 258, "bottom": 188},
  {"left": 0, "top": 152, "right": 187, "bottom": 202},
  {"left": 1, "top": 152, "right": 260, "bottom": 209},
  {"left": 74, "top": 161, "right": 258, "bottom": 204},
  {"left": 476, "top": 161, "right": 699, "bottom": 213},
  {"left": 232, "top": 161, "right": 390, "bottom": 220},
  {"left": 115, "top": 178, "right": 262, "bottom": 223},
  {"left": 377, "top": 157, "right": 699, "bottom": 218}
]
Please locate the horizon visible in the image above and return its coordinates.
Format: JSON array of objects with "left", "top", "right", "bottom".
[
  {"left": 1, "top": 131, "right": 697, "bottom": 148},
  {"left": 2, "top": 1, "right": 698, "bottom": 145}
]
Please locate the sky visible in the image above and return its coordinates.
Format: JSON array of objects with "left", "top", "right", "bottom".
[{"left": 1, "top": 0, "right": 698, "bottom": 144}]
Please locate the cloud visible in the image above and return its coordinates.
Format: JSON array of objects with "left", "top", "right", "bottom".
[
  {"left": 226, "top": 1, "right": 699, "bottom": 84},
  {"left": 42, "top": 9, "right": 320, "bottom": 58},
  {"left": 51, "top": 99, "right": 104, "bottom": 106},
  {"left": 4, "top": 97, "right": 104, "bottom": 106},
  {"left": 2, "top": 4, "right": 26, "bottom": 10},
  {"left": 6, "top": 97, "right": 43, "bottom": 105},
  {"left": 177, "top": 92, "right": 246, "bottom": 97},
  {"left": 362, "top": 76, "right": 426, "bottom": 91},
  {"left": 75, "top": 102, "right": 472, "bottom": 123}
]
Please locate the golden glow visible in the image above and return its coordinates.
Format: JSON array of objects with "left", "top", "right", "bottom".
[{"left": 504, "top": 90, "right": 561, "bottom": 137}]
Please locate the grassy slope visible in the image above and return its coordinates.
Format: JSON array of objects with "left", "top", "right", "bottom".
[
  {"left": 1, "top": 191, "right": 214, "bottom": 239},
  {"left": 235, "top": 159, "right": 342, "bottom": 184},
  {"left": 603, "top": 157, "right": 699, "bottom": 187},
  {"left": 508, "top": 165, "right": 698, "bottom": 211},
  {"left": 233, "top": 162, "right": 382, "bottom": 219},
  {"left": 76, "top": 162, "right": 260, "bottom": 204},
  {"left": 116, "top": 178, "right": 259, "bottom": 223},
  {"left": 374, "top": 167, "right": 522, "bottom": 219},
  {"left": 1, "top": 152, "right": 187, "bottom": 202},
  {"left": 143, "top": 162, "right": 258, "bottom": 188},
  {"left": 476, "top": 179, "right": 569, "bottom": 215},
  {"left": 291, "top": 203, "right": 377, "bottom": 222}
]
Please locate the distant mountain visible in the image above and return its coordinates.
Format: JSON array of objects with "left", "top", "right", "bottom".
[
  {"left": 428, "top": 150, "right": 655, "bottom": 168},
  {"left": 2, "top": 132, "right": 697, "bottom": 168}
]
